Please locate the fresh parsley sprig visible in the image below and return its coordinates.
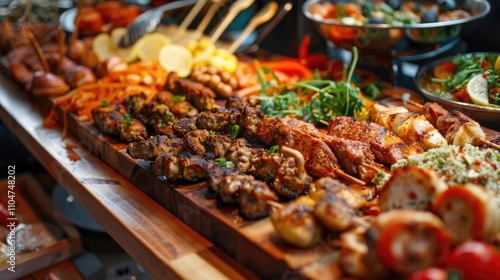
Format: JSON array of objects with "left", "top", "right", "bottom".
[{"left": 255, "top": 47, "right": 365, "bottom": 124}]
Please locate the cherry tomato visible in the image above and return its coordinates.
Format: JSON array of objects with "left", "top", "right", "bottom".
[
  {"left": 481, "top": 60, "right": 492, "bottom": 69},
  {"left": 451, "top": 86, "right": 471, "bottom": 103},
  {"left": 407, "top": 267, "right": 447, "bottom": 280},
  {"left": 447, "top": 241, "right": 500, "bottom": 280},
  {"left": 433, "top": 61, "right": 456, "bottom": 80}
]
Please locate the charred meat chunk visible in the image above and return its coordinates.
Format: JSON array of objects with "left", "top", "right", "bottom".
[
  {"left": 239, "top": 180, "right": 277, "bottom": 220},
  {"left": 127, "top": 135, "right": 183, "bottom": 160},
  {"left": 172, "top": 116, "right": 198, "bottom": 137}
]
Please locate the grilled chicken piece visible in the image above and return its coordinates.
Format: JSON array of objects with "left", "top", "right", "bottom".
[
  {"left": 371, "top": 105, "right": 447, "bottom": 150},
  {"left": 239, "top": 179, "right": 277, "bottom": 219},
  {"left": 314, "top": 191, "right": 356, "bottom": 232},
  {"left": 127, "top": 135, "right": 183, "bottom": 160},
  {"left": 123, "top": 93, "right": 174, "bottom": 133},
  {"left": 205, "top": 134, "right": 233, "bottom": 159},
  {"left": 422, "top": 102, "right": 449, "bottom": 129},
  {"left": 395, "top": 114, "right": 448, "bottom": 150},
  {"left": 250, "top": 149, "right": 283, "bottom": 181},
  {"left": 206, "top": 166, "right": 277, "bottom": 219},
  {"left": 256, "top": 117, "right": 340, "bottom": 178},
  {"left": 183, "top": 129, "right": 209, "bottom": 156},
  {"left": 217, "top": 173, "right": 255, "bottom": 204},
  {"left": 379, "top": 166, "right": 447, "bottom": 212},
  {"left": 273, "top": 157, "right": 312, "bottom": 199},
  {"left": 172, "top": 116, "right": 198, "bottom": 137},
  {"left": 136, "top": 102, "right": 174, "bottom": 133},
  {"left": 433, "top": 184, "right": 500, "bottom": 245},
  {"left": 153, "top": 91, "right": 198, "bottom": 117},
  {"left": 91, "top": 104, "right": 147, "bottom": 142},
  {"left": 117, "top": 118, "right": 148, "bottom": 142},
  {"left": 164, "top": 72, "right": 216, "bottom": 111},
  {"left": 152, "top": 152, "right": 212, "bottom": 181},
  {"left": 436, "top": 109, "right": 474, "bottom": 135},
  {"left": 270, "top": 196, "right": 322, "bottom": 248},
  {"left": 182, "top": 130, "right": 232, "bottom": 160},
  {"left": 226, "top": 138, "right": 255, "bottom": 173},
  {"left": 371, "top": 104, "right": 409, "bottom": 128},
  {"left": 328, "top": 117, "right": 423, "bottom": 165},
  {"left": 309, "top": 177, "right": 366, "bottom": 210},
  {"left": 122, "top": 93, "right": 147, "bottom": 116},
  {"left": 446, "top": 119, "right": 486, "bottom": 147},
  {"left": 225, "top": 97, "right": 259, "bottom": 110},
  {"left": 239, "top": 106, "right": 265, "bottom": 140},
  {"left": 365, "top": 210, "right": 451, "bottom": 275},
  {"left": 92, "top": 104, "right": 124, "bottom": 135},
  {"left": 282, "top": 118, "right": 379, "bottom": 182},
  {"left": 196, "top": 109, "right": 239, "bottom": 133}
]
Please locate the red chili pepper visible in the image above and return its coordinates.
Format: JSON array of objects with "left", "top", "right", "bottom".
[
  {"left": 298, "top": 34, "right": 312, "bottom": 60},
  {"left": 257, "top": 60, "right": 313, "bottom": 80}
]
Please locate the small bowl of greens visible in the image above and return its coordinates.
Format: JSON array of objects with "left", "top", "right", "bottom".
[{"left": 415, "top": 52, "right": 500, "bottom": 129}]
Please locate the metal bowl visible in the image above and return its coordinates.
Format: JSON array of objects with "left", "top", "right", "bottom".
[
  {"left": 414, "top": 53, "right": 500, "bottom": 130},
  {"left": 302, "top": 0, "right": 490, "bottom": 56}
]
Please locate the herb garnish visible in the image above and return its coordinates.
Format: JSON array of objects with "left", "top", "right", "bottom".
[
  {"left": 255, "top": 47, "right": 365, "bottom": 124},
  {"left": 231, "top": 125, "right": 240, "bottom": 140}
]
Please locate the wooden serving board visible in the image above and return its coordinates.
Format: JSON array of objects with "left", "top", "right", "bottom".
[{"left": 66, "top": 113, "right": 342, "bottom": 279}]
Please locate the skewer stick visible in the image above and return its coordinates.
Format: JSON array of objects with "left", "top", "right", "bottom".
[
  {"left": 280, "top": 146, "right": 306, "bottom": 176},
  {"left": 401, "top": 97, "right": 500, "bottom": 151},
  {"left": 266, "top": 200, "right": 283, "bottom": 209},
  {"left": 360, "top": 163, "right": 387, "bottom": 176},
  {"left": 479, "top": 138, "right": 500, "bottom": 150},
  {"left": 405, "top": 98, "right": 424, "bottom": 109},
  {"left": 26, "top": 31, "right": 49, "bottom": 73},
  {"left": 56, "top": 26, "right": 66, "bottom": 75},
  {"left": 320, "top": 120, "right": 329, "bottom": 126},
  {"left": 351, "top": 216, "right": 371, "bottom": 229},
  {"left": 334, "top": 169, "right": 366, "bottom": 186}
]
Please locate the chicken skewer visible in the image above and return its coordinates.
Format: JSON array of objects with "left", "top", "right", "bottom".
[
  {"left": 405, "top": 99, "right": 500, "bottom": 150},
  {"left": 370, "top": 103, "right": 447, "bottom": 150}
]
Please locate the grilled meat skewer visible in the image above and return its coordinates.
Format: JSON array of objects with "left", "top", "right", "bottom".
[
  {"left": 327, "top": 117, "right": 423, "bottom": 165},
  {"left": 164, "top": 72, "right": 216, "bottom": 112}
]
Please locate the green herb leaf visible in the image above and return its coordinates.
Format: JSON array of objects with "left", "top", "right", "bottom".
[
  {"left": 214, "top": 158, "right": 227, "bottom": 165},
  {"left": 231, "top": 125, "right": 240, "bottom": 140},
  {"left": 101, "top": 99, "right": 109, "bottom": 106},
  {"left": 267, "top": 145, "right": 279, "bottom": 155},
  {"left": 171, "top": 95, "right": 186, "bottom": 103}
]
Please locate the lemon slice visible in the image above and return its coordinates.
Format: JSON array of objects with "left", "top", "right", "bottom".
[
  {"left": 159, "top": 44, "right": 193, "bottom": 78},
  {"left": 467, "top": 74, "right": 489, "bottom": 106},
  {"left": 494, "top": 55, "right": 500, "bottom": 71},
  {"left": 92, "top": 33, "right": 113, "bottom": 62},
  {"left": 110, "top": 27, "right": 138, "bottom": 63},
  {"left": 136, "top": 33, "right": 171, "bottom": 61}
]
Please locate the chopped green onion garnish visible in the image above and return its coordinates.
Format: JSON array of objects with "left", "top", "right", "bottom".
[
  {"left": 267, "top": 145, "right": 279, "bottom": 155},
  {"left": 231, "top": 125, "right": 240, "bottom": 140}
]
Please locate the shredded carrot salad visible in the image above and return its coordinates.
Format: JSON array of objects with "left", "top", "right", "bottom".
[{"left": 44, "top": 61, "right": 167, "bottom": 127}]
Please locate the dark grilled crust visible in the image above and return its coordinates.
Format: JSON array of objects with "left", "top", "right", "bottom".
[
  {"left": 328, "top": 117, "right": 423, "bottom": 165},
  {"left": 172, "top": 116, "right": 198, "bottom": 137},
  {"left": 239, "top": 180, "right": 277, "bottom": 220},
  {"left": 91, "top": 104, "right": 124, "bottom": 135},
  {"left": 273, "top": 157, "right": 312, "bottom": 199}
]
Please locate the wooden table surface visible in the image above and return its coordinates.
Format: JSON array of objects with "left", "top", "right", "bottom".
[{"left": 0, "top": 73, "right": 258, "bottom": 279}]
